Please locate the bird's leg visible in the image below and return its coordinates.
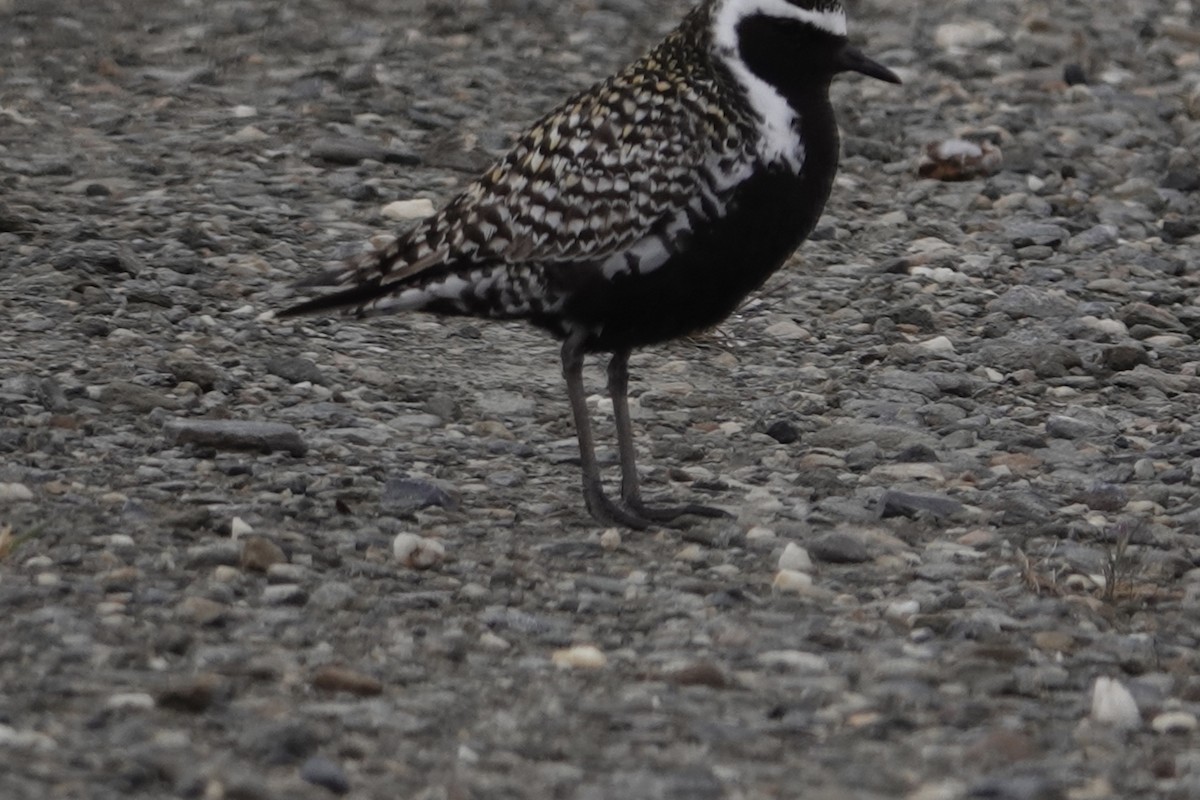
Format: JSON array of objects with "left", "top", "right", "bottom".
[
  {"left": 561, "top": 332, "right": 651, "bottom": 530},
  {"left": 606, "top": 350, "right": 731, "bottom": 524}
]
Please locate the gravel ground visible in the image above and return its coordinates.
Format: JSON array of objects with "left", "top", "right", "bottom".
[{"left": 3, "top": 0, "right": 1200, "bottom": 798}]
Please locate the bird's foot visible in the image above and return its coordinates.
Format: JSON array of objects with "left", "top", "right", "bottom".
[
  {"left": 583, "top": 489, "right": 653, "bottom": 530},
  {"left": 583, "top": 481, "right": 732, "bottom": 529},
  {"left": 625, "top": 496, "right": 732, "bottom": 525}
]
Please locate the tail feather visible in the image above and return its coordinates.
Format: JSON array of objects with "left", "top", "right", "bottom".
[
  {"left": 277, "top": 279, "right": 386, "bottom": 318},
  {"left": 280, "top": 235, "right": 458, "bottom": 318}
]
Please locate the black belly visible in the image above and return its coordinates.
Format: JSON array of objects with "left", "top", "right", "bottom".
[{"left": 552, "top": 166, "right": 834, "bottom": 352}]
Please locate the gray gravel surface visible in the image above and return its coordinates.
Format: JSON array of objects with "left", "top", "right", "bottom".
[{"left": 3, "top": 0, "right": 1200, "bottom": 798}]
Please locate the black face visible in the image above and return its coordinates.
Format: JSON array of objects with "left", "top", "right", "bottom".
[{"left": 736, "top": 13, "right": 900, "bottom": 102}]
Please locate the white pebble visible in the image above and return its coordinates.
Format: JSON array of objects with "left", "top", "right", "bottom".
[
  {"left": 777, "top": 542, "right": 812, "bottom": 572},
  {"left": 746, "top": 526, "right": 777, "bottom": 541},
  {"left": 552, "top": 644, "right": 606, "bottom": 670},
  {"left": 934, "top": 21, "right": 1006, "bottom": 51},
  {"left": 1090, "top": 676, "right": 1140, "bottom": 729},
  {"left": 229, "top": 516, "right": 253, "bottom": 539},
  {"left": 479, "top": 632, "right": 511, "bottom": 652},
  {"left": 772, "top": 569, "right": 813, "bottom": 594},
  {"left": 105, "top": 692, "right": 156, "bottom": 710},
  {"left": 885, "top": 599, "right": 921, "bottom": 620},
  {"left": 1151, "top": 711, "right": 1198, "bottom": 734},
  {"left": 0, "top": 723, "right": 56, "bottom": 752},
  {"left": 763, "top": 319, "right": 810, "bottom": 341},
  {"left": 381, "top": 198, "right": 435, "bottom": 220},
  {"left": 107, "top": 534, "right": 136, "bottom": 550},
  {"left": 599, "top": 528, "right": 622, "bottom": 550},
  {"left": 0, "top": 482, "right": 34, "bottom": 503},
  {"left": 392, "top": 532, "right": 446, "bottom": 569},
  {"left": 917, "top": 335, "right": 956, "bottom": 354},
  {"left": 212, "top": 565, "right": 241, "bottom": 583}
]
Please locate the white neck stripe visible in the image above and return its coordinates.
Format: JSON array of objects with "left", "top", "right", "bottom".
[{"left": 710, "top": 0, "right": 845, "bottom": 169}]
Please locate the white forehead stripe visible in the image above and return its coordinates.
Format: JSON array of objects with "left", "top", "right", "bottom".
[{"left": 712, "top": 0, "right": 847, "bottom": 50}]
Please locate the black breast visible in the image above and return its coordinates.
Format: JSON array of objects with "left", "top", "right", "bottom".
[{"left": 556, "top": 109, "right": 840, "bottom": 353}]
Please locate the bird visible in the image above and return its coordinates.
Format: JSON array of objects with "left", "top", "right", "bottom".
[{"left": 280, "top": 0, "right": 901, "bottom": 529}]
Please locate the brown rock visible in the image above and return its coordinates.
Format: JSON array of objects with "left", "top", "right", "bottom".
[
  {"left": 312, "top": 666, "right": 383, "bottom": 696},
  {"left": 240, "top": 536, "right": 286, "bottom": 572}
]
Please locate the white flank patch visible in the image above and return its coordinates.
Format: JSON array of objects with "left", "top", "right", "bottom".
[{"left": 711, "top": 0, "right": 846, "bottom": 169}]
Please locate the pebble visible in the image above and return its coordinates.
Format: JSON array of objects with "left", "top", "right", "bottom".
[
  {"left": 757, "top": 650, "right": 829, "bottom": 673},
  {"left": 240, "top": 536, "right": 287, "bottom": 571},
  {"left": 772, "top": 569, "right": 814, "bottom": 594},
  {"left": 1090, "top": 677, "right": 1141, "bottom": 729},
  {"left": 1151, "top": 711, "right": 1198, "bottom": 735},
  {"left": 552, "top": 644, "right": 607, "bottom": 670},
  {"left": 311, "top": 666, "right": 383, "bottom": 696},
  {"left": 380, "top": 198, "right": 435, "bottom": 220},
  {"left": 808, "top": 532, "right": 871, "bottom": 564},
  {"left": 157, "top": 673, "right": 222, "bottom": 713},
  {"left": 0, "top": 482, "right": 34, "bottom": 502},
  {"left": 380, "top": 476, "right": 456, "bottom": 515},
  {"left": 163, "top": 419, "right": 307, "bottom": 456},
  {"left": 392, "top": 533, "right": 446, "bottom": 569},
  {"left": 777, "top": 542, "right": 812, "bottom": 572},
  {"left": 300, "top": 755, "right": 351, "bottom": 795},
  {"left": 262, "top": 583, "right": 307, "bottom": 605}
]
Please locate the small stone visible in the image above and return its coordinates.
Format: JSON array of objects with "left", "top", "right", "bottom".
[
  {"left": 1090, "top": 676, "right": 1140, "bottom": 729},
  {"left": 261, "top": 584, "right": 307, "bottom": 605},
  {"left": 106, "top": 692, "right": 156, "bottom": 710},
  {"left": 916, "top": 335, "right": 956, "bottom": 354},
  {"left": 0, "top": 482, "right": 34, "bottom": 503},
  {"left": 177, "top": 596, "right": 230, "bottom": 626},
  {"left": 479, "top": 632, "right": 511, "bottom": 651},
  {"left": 987, "top": 285, "right": 1076, "bottom": 320},
  {"left": 918, "top": 138, "right": 1002, "bottom": 181},
  {"left": 163, "top": 419, "right": 307, "bottom": 456},
  {"left": 392, "top": 533, "right": 446, "bottom": 569},
  {"left": 552, "top": 644, "right": 607, "bottom": 670},
  {"left": 667, "top": 661, "right": 729, "bottom": 689},
  {"left": 1033, "top": 631, "right": 1076, "bottom": 653},
  {"left": 935, "top": 20, "right": 1006, "bottom": 50},
  {"left": 0, "top": 724, "right": 56, "bottom": 752},
  {"left": 757, "top": 650, "right": 829, "bottom": 672},
  {"left": 777, "top": 542, "right": 812, "bottom": 572},
  {"left": 1046, "top": 415, "right": 1094, "bottom": 440},
  {"left": 763, "top": 319, "right": 810, "bottom": 340},
  {"left": 1151, "top": 711, "right": 1198, "bottom": 734},
  {"left": 229, "top": 516, "right": 253, "bottom": 539},
  {"left": 772, "top": 569, "right": 814, "bottom": 594},
  {"left": 809, "top": 531, "right": 870, "bottom": 563},
  {"left": 266, "top": 355, "right": 327, "bottom": 385},
  {"left": 157, "top": 673, "right": 222, "bottom": 713},
  {"left": 309, "top": 581, "right": 357, "bottom": 611},
  {"left": 312, "top": 665, "right": 383, "bottom": 696},
  {"left": 380, "top": 198, "right": 435, "bottom": 220},
  {"left": 879, "top": 490, "right": 963, "bottom": 518},
  {"left": 745, "top": 526, "right": 777, "bottom": 542},
  {"left": 885, "top": 599, "right": 920, "bottom": 620},
  {"left": 380, "top": 476, "right": 455, "bottom": 515},
  {"left": 300, "top": 756, "right": 350, "bottom": 795},
  {"left": 1102, "top": 345, "right": 1149, "bottom": 372},
  {"left": 599, "top": 528, "right": 622, "bottom": 550},
  {"left": 241, "top": 536, "right": 287, "bottom": 572},
  {"left": 764, "top": 420, "right": 799, "bottom": 444}
]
